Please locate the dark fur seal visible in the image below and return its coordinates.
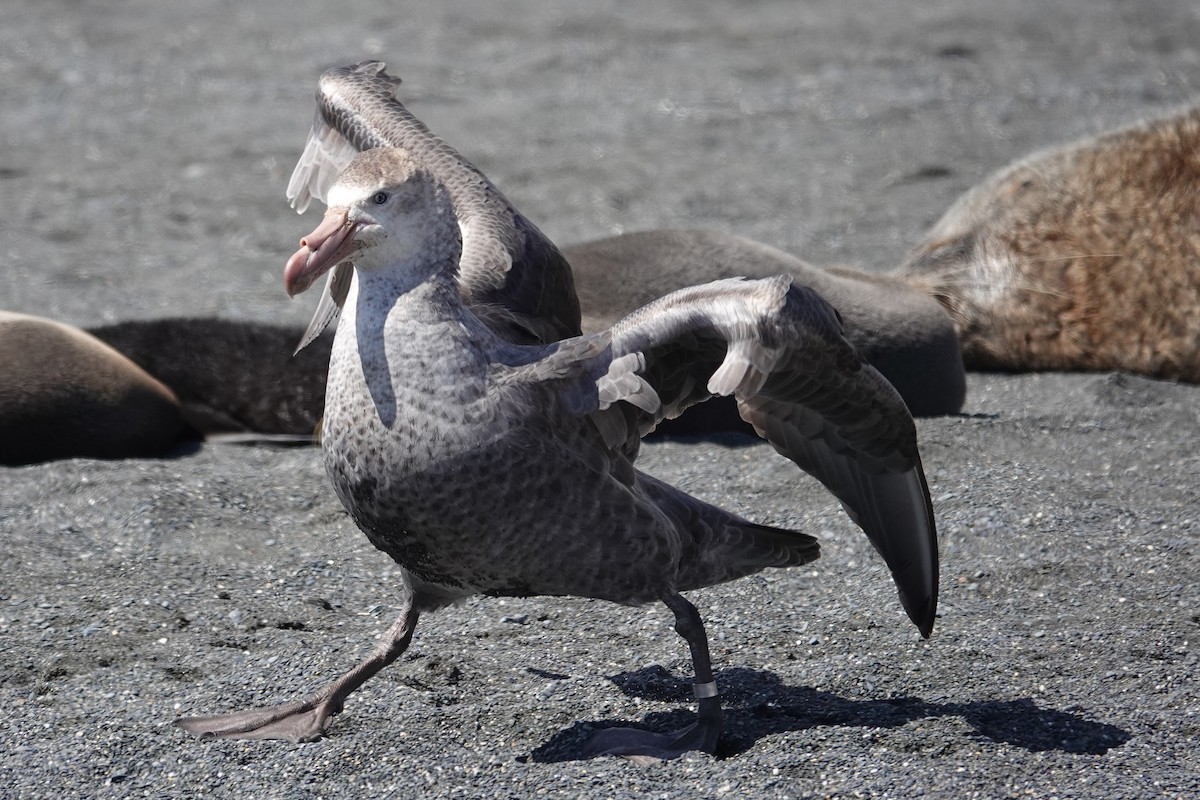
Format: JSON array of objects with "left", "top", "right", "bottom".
[
  {"left": 87, "top": 318, "right": 331, "bottom": 437},
  {"left": 568, "top": 230, "right": 966, "bottom": 420}
]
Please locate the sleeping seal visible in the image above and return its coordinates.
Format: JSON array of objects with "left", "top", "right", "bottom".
[
  {"left": 566, "top": 229, "right": 966, "bottom": 419},
  {"left": 898, "top": 106, "right": 1200, "bottom": 382},
  {"left": 0, "top": 312, "right": 189, "bottom": 465}
]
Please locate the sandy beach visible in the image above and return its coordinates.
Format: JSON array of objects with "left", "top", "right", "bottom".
[{"left": 2, "top": 2, "right": 1198, "bottom": 797}]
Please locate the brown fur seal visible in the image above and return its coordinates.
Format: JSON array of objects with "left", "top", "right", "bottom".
[
  {"left": 898, "top": 106, "right": 1200, "bottom": 382},
  {"left": 87, "top": 318, "right": 331, "bottom": 437},
  {"left": 566, "top": 229, "right": 966, "bottom": 418},
  {"left": 0, "top": 312, "right": 190, "bottom": 465}
]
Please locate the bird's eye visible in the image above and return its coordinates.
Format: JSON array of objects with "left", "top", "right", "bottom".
[{"left": 371, "top": 191, "right": 389, "bottom": 205}]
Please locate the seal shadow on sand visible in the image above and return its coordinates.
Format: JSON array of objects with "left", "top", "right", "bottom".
[{"left": 528, "top": 666, "right": 1131, "bottom": 761}]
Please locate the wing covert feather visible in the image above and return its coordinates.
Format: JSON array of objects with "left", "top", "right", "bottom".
[{"left": 600, "top": 275, "right": 939, "bottom": 635}]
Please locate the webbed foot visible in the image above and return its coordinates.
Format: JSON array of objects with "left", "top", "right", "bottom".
[
  {"left": 175, "top": 693, "right": 342, "bottom": 742},
  {"left": 581, "top": 694, "right": 722, "bottom": 763},
  {"left": 176, "top": 600, "right": 419, "bottom": 743}
]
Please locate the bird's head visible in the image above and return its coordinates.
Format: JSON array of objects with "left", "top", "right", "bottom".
[{"left": 283, "top": 147, "right": 458, "bottom": 297}]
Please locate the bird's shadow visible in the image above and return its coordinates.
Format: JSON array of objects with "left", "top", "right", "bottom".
[{"left": 528, "top": 666, "right": 1130, "bottom": 762}]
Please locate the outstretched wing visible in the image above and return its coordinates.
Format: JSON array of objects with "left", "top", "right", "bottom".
[
  {"left": 597, "top": 275, "right": 939, "bottom": 636},
  {"left": 286, "top": 61, "right": 580, "bottom": 346}
]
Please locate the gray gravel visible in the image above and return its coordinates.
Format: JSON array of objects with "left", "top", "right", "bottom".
[{"left": 2, "top": 1, "right": 1199, "bottom": 798}]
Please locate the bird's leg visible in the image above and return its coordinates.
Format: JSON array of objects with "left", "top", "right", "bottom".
[
  {"left": 175, "top": 593, "right": 419, "bottom": 743},
  {"left": 582, "top": 591, "right": 723, "bottom": 763}
]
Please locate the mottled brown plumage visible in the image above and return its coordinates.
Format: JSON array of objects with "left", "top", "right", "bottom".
[{"left": 176, "top": 148, "right": 938, "bottom": 761}]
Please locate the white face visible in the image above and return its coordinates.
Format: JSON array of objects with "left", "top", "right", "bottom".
[
  {"left": 283, "top": 151, "right": 457, "bottom": 299},
  {"left": 329, "top": 176, "right": 442, "bottom": 273}
]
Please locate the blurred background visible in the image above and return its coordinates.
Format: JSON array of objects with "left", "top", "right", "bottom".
[{"left": 2, "top": 0, "right": 1197, "bottom": 329}]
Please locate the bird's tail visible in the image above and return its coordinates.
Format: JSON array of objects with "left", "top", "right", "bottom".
[{"left": 634, "top": 471, "right": 820, "bottom": 593}]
